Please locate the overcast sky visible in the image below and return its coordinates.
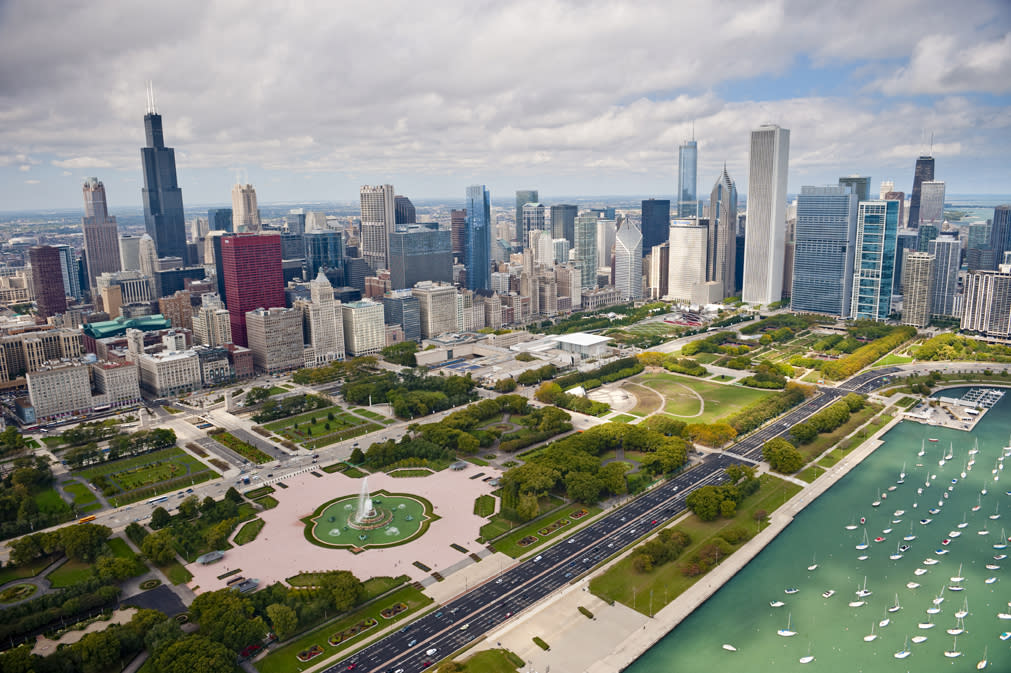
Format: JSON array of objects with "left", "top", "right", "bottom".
[{"left": 1, "top": 0, "right": 1010, "bottom": 212}]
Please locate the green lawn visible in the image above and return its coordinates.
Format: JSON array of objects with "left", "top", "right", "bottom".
[
  {"left": 634, "top": 372, "right": 774, "bottom": 423},
  {"left": 235, "top": 518, "right": 265, "bottom": 545},
  {"left": 302, "top": 422, "right": 382, "bottom": 449},
  {"left": 388, "top": 469, "right": 433, "bottom": 478},
  {"left": 33, "top": 488, "right": 70, "bottom": 514},
  {"left": 24, "top": 439, "right": 40, "bottom": 449},
  {"left": 620, "top": 382, "right": 664, "bottom": 416},
  {"left": 479, "top": 494, "right": 564, "bottom": 541},
  {"left": 711, "top": 374, "right": 734, "bottom": 382},
  {"left": 267, "top": 386, "right": 288, "bottom": 396},
  {"left": 797, "top": 464, "right": 826, "bottom": 483},
  {"left": 448, "top": 649, "right": 525, "bottom": 673},
  {"left": 213, "top": 432, "right": 272, "bottom": 464},
  {"left": 262, "top": 406, "right": 339, "bottom": 432},
  {"left": 874, "top": 353, "right": 913, "bottom": 367},
  {"left": 75, "top": 447, "right": 219, "bottom": 507},
  {"left": 474, "top": 494, "right": 496, "bottom": 517},
  {"left": 609, "top": 414, "right": 636, "bottom": 423},
  {"left": 353, "top": 409, "right": 388, "bottom": 422},
  {"left": 63, "top": 481, "right": 99, "bottom": 512},
  {"left": 48, "top": 559, "right": 93, "bottom": 588},
  {"left": 256, "top": 495, "right": 279, "bottom": 510},
  {"left": 0, "top": 555, "right": 57, "bottom": 585},
  {"left": 590, "top": 475, "right": 802, "bottom": 614},
  {"left": 161, "top": 560, "right": 193, "bottom": 585},
  {"left": 793, "top": 404, "right": 880, "bottom": 463},
  {"left": 254, "top": 585, "right": 432, "bottom": 673},
  {"left": 492, "top": 505, "right": 603, "bottom": 558}
]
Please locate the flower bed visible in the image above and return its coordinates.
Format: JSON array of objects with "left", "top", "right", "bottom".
[
  {"left": 537, "top": 518, "right": 570, "bottom": 536},
  {"left": 297, "top": 645, "right": 324, "bottom": 662},
  {"left": 327, "top": 618, "right": 378, "bottom": 646},
  {"left": 517, "top": 535, "right": 538, "bottom": 547},
  {"left": 570, "top": 508, "right": 588, "bottom": 519},
  {"left": 380, "top": 602, "right": 408, "bottom": 619}
]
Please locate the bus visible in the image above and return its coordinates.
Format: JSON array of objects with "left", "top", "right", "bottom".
[
  {"left": 147, "top": 496, "right": 169, "bottom": 505},
  {"left": 78, "top": 515, "right": 97, "bottom": 524}
]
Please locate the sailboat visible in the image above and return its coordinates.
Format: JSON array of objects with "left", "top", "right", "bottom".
[
  {"left": 904, "top": 522, "right": 917, "bottom": 541},
  {"left": 807, "top": 553, "right": 818, "bottom": 571},
  {"left": 972, "top": 494, "right": 982, "bottom": 512},
  {"left": 845, "top": 517, "right": 858, "bottom": 530},
  {"left": 879, "top": 616, "right": 890, "bottom": 628},
  {"left": 944, "top": 636, "right": 962, "bottom": 658},
  {"left": 770, "top": 600, "right": 785, "bottom": 607},
  {"left": 947, "top": 617, "right": 965, "bottom": 635},
  {"left": 856, "top": 576, "right": 872, "bottom": 597},
  {"left": 721, "top": 643, "right": 737, "bottom": 652},
  {"left": 863, "top": 622, "right": 878, "bottom": 641},
  {"left": 777, "top": 612, "right": 796, "bottom": 637},
  {"left": 969, "top": 438, "right": 979, "bottom": 455},
  {"left": 856, "top": 530, "right": 869, "bottom": 550},
  {"left": 977, "top": 645, "right": 988, "bottom": 670},
  {"left": 888, "top": 594, "right": 901, "bottom": 613},
  {"left": 918, "top": 439, "right": 926, "bottom": 457},
  {"left": 958, "top": 513, "right": 968, "bottom": 529},
  {"left": 912, "top": 634, "right": 928, "bottom": 644},
  {"left": 799, "top": 644, "right": 814, "bottom": 664},
  {"left": 955, "top": 597, "right": 968, "bottom": 619},
  {"left": 894, "top": 637, "right": 911, "bottom": 659},
  {"left": 890, "top": 541, "right": 903, "bottom": 560},
  {"left": 990, "top": 505, "right": 1001, "bottom": 520},
  {"left": 994, "top": 528, "right": 1007, "bottom": 550},
  {"left": 945, "top": 442, "right": 954, "bottom": 461},
  {"left": 951, "top": 563, "right": 965, "bottom": 582},
  {"left": 918, "top": 615, "right": 935, "bottom": 629},
  {"left": 898, "top": 462, "right": 906, "bottom": 483}
]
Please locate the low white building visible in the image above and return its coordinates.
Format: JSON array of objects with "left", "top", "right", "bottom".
[
  {"left": 549, "top": 333, "right": 612, "bottom": 360},
  {"left": 136, "top": 349, "right": 201, "bottom": 397}
]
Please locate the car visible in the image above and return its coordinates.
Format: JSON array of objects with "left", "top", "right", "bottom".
[
  {"left": 434, "top": 611, "right": 443, "bottom": 618},
  {"left": 346, "top": 664, "right": 357, "bottom": 671},
  {"left": 426, "top": 648, "right": 438, "bottom": 655},
  {"left": 651, "top": 519, "right": 658, "bottom": 525},
  {"left": 495, "top": 578, "right": 503, "bottom": 584},
  {"left": 459, "top": 623, "right": 469, "bottom": 631},
  {"left": 533, "top": 555, "right": 542, "bottom": 562},
  {"left": 505, "top": 611, "right": 512, "bottom": 617},
  {"left": 408, "top": 638, "right": 417, "bottom": 646}
]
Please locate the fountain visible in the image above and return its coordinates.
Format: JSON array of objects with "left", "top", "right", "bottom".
[
  {"left": 355, "top": 478, "right": 376, "bottom": 524},
  {"left": 307, "top": 486, "right": 434, "bottom": 550},
  {"left": 345, "top": 477, "right": 393, "bottom": 531}
]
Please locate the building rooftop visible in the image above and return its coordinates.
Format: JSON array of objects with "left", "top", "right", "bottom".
[
  {"left": 550, "top": 333, "right": 612, "bottom": 347},
  {"left": 83, "top": 315, "right": 171, "bottom": 339}
]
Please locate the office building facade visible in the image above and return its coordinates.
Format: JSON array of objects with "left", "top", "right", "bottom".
[
  {"left": 341, "top": 301, "right": 385, "bottom": 357},
  {"left": 573, "top": 213, "right": 598, "bottom": 289},
  {"left": 851, "top": 200, "right": 899, "bottom": 321},
  {"left": 451, "top": 209, "right": 467, "bottom": 260},
  {"left": 231, "top": 183, "right": 261, "bottom": 232},
  {"left": 918, "top": 180, "right": 945, "bottom": 225},
  {"left": 389, "top": 227, "right": 452, "bottom": 289},
  {"left": 140, "top": 101, "right": 188, "bottom": 262},
  {"left": 219, "top": 233, "right": 284, "bottom": 347},
  {"left": 515, "top": 190, "right": 538, "bottom": 248},
  {"left": 707, "top": 166, "right": 739, "bottom": 298},
  {"left": 641, "top": 199, "right": 670, "bottom": 255},
  {"left": 742, "top": 125, "right": 790, "bottom": 305},
  {"left": 667, "top": 222, "right": 708, "bottom": 303},
  {"left": 81, "top": 178, "right": 121, "bottom": 296},
  {"left": 303, "top": 230, "right": 344, "bottom": 280},
  {"left": 907, "top": 155, "right": 934, "bottom": 230},
  {"left": 465, "top": 185, "right": 492, "bottom": 291},
  {"left": 614, "top": 218, "right": 643, "bottom": 300},
  {"left": 29, "top": 246, "right": 67, "bottom": 319},
  {"left": 989, "top": 205, "right": 1011, "bottom": 270},
  {"left": 208, "top": 208, "right": 233, "bottom": 232},
  {"left": 413, "top": 282, "right": 458, "bottom": 338},
  {"left": 245, "top": 307, "right": 304, "bottom": 373},
  {"left": 677, "top": 139, "right": 698, "bottom": 217},
  {"left": 791, "top": 186, "right": 857, "bottom": 316},
  {"left": 382, "top": 290, "right": 421, "bottom": 342},
  {"left": 550, "top": 204, "right": 577, "bottom": 246},
  {"left": 360, "top": 184, "right": 396, "bottom": 271},
  {"left": 838, "top": 176, "right": 871, "bottom": 203}
]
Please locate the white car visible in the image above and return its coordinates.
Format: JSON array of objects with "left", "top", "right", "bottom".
[{"left": 426, "top": 648, "right": 438, "bottom": 655}]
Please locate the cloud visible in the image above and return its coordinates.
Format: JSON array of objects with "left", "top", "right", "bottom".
[
  {"left": 872, "top": 32, "right": 1011, "bottom": 95},
  {"left": 52, "top": 156, "right": 113, "bottom": 168},
  {"left": 18, "top": 165, "right": 29, "bottom": 172},
  {"left": 24, "top": 179, "right": 40, "bottom": 184}
]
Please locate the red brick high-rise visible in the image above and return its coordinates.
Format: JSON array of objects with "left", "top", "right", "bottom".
[
  {"left": 29, "top": 246, "right": 68, "bottom": 319},
  {"left": 219, "top": 233, "right": 284, "bottom": 346}
]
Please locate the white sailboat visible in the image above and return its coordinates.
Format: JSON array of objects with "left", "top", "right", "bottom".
[
  {"left": 807, "top": 553, "right": 817, "bottom": 571},
  {"left": 777, "top": 612, "right": 796, "bottom": 637},
  {"left": 972, "top": 494, "right": 982, "bottom": 512},
  {"left": 879, "top": 616, "right": 890, "bottom": 628},
  {"left": 904, "top": 522, "right": 917, "bottom": 541},
  {"left": 918, "top": 439, "right": 926, "bottom": 457},
  {"left": 856, "top": 576, "right": 872, "bottom": 597},
  {"left": 994, "top": 527, "right": 1007, "bottom": 550},
  {"left": 918, "top": 615, "right": 935, "bottom": 629},
  {"left": 945, "top": 442, "right": 954, "bottom": 461},
  {"left": 977, "top": 645, "right": 988, "bottom": 670},
  {"left": 722, "top": 643, "right": 737, "bottom": 652},
  {"left": 894, "top": 637, "right": 911, "bottom": 659},
  {"left": 856, "top": 529, "right": 869, "bottom": 550},
  {"left": 958, "top": 513, "right": 968, "bottom": 529},
  {"left": 944, "top": 636, "right": 962, "bottom": 658},
  {"left": 770, "top": 600, "right": 785, "bottom": 607},
  {"left": 950, "top": 563, "right": 965, "bottom": 582},
  {"left": 845, "top": 517, "right": 858, "bottom": 530},
  {"left": 890, "top": 541, "right": 903, "bottom": 560},
  {"left": 911, "top": 634, "right": 927, "bottom": 644},
  {"left": 947, "top": 616, "right": 965, "bottom": 635},
  {"left": 888, "top": 594, "right": 901, "bottom": 613},
  {"left": 955, "top": 597, "right": 968, "bottom": 619},
  {"left": 863, "top": 622, "right": 877, "bottom": 642},
  {"left": 899, "top": 462, "right": 906, "bottom": 482}
]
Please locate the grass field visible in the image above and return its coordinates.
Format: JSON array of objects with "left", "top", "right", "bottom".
[
  {"left": 303, "top": 422, "right": 382, "bottom": 449},
  {"left": 635, "top": 372, "right": 774, "bottom": 423},
  {"left": 620, "top": 383, "right": 663, "bottom": 416},
  {"left": 388, "top": 468, "right": 433, "bottom": 478},
  {"left": 474, "top": 494, "right": 496, "bottom": 517},
  {"left": 266, "top": 410, "right": 364, "bottom": 443},
  {"left": 797, "top": 464, "right": 826, "bottom": 483},
  {"left": 235, "top": 519, "right": 265, "bottom": 545},
  {"left": 262, "top": 406, "right": 338, "bottom": 432},
  {"left": 792, "top": 404, "right": 880, "bottom": 463},
  {"left": 447, "top": 649, "right": 525, "bottom": 673},
  {"left": 874, "top": 353, "right": 914, "bottom": 367},
  {"left": 479, "top": 494, "right": 564, "bottom": 541},
  {"left": 161, "top": 560, "right": 192, "bottom": 585},
  {"left": 610, "top": 414, "right": 636, "bottom": 423},
  {"left": 590, "top": 475, "right": 802, "bottom": 614},
  {"left": 33, "top": 488, "right": 70, "bottom": 514},
  {"left": 0, "top": 555, "right": 57, "bottom": 585},
  {"left": 254, "top": 585, "right": 433, "bottom": 673},
  {"left": 214, "top": 432, "right": 272, "bottom": 464},
  {"left": 63, "top": 482, "right": 99, "bottom": 512},
  {"left": 492, "top": 505, "right": 603, "bottom": 558},
  {"left": 256, "top": 495, "right": 279, "bottom": 510},
  {"left": 76, "top": 447, "right": 219, "bottom": 506},
  {"left": 48, "top": 558, "right": 93, "bottom": 587}
]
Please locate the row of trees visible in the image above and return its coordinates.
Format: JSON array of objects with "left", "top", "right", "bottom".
[
  {"left": 251, "top": 394, "right": 331, "bottom": 423},
  {"left": 516, "top": 364, "right": 557, "bottom": 386},
  {"left": 724, "top": 382, "right": 814, "bottom": 434},
  {"left": 762, "top": 437, "right": 806, "bottom": 474},
  {"left": 343, "top": 370, "right": 477, "bottom": 419},
  {"left": 63, "top": 428, "right": 177, "bottom": 470},
  {"left": 684, "top": 464, "right": 760, "bottom": 520},
  {"left": 740, "top": 361, "right": 792, "bottom": 389},
  {"left": 637, "top": 351, "right": 709, "bottom": 377},
  {"left": 534, "top": 382, "right": 610, "bottom": 416},
  {"left": 913, "top": 333, "right": 1011, "bottom": 362},
  {"left": 142, "top": 488, "right": 246, "bottom": 562},
  {"left": 9, "top": 521, "right": 112, "bottom": 565},
  {"left": 821, "top": 325, "right": 917, "bottom": 380},
  {"left": 739, "top": 313, "right": 823, "bottom": 335},
  {"left": 553, "top": 357, "right": 644, "bottom": 390},
  {"left": 0, "top": 456, "right": 73, "bottom": 542},
  {"left": 381, "top": 341, "right": 419, "bottom": 367},
  {"left": 630, "top": 528, "right": 691, "bottom": 572},
  {"left": 789, "top": 394, "right": 865, "bottom": 443},
  {"left": 290, "top": 355, "right": 379, "bottom": 385}
]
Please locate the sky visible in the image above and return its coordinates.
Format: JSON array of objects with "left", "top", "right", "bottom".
[{"left": 1, "top": 0, "right": 1010, "bottom": 212}]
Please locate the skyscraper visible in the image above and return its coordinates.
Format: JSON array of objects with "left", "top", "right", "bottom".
[
  {"left": 791, "top": 186, "right": 858, "bottom": 317},
  {"left": 394, "top": 195, "right": 416, "bottom": 226},
  {"left": 29, "top": 246, "right": 67, "bottom": 319},
  {"left": 990, "top": 205, "right": 1011, "bottom": 269},
  {"left": 641, "top": 199, "right": 671, "bottom": 255},
  {"left": 918, "top": 180, "right": 945, "bottom": 225},
  {"left": 742, "top": 124, "right": 790, "bottom": 305},
  {"left": 138, "top": 234, "right": 160, "bottom": 298},
  {"left": 515, "top": 190, "right": 538, "bottom": 249},
  {"left": 303, "top": 230, "right": 343, "bottom": 281},
  {"left": 465, "top": 185, "right": 492, "bottom": 290},
  {"left": 140, "top": 90, "right": 188, "bottom": 263},
  {"left": 614, "top": 217, "right": 643, "bottom": 300},
  {"left": 677, "top": 139, "right": 698, "bottom": 217},
  {"left": 286, "top": 209, "right": 306, "bottom": 236},
  {"left": 53, "top": 245, "right": 82, "bottom": 302},
  {"left": 550, "top": 204, "right": 577, "bottom": 246},
  {"left": 850, "top": 200, "right": 899, "bottom": 321},
  {"left": 962, "top": 263, "right": 1011, "bottom": 338},
  {"left": 667, "top": 222, "right": 708, "bottom": 303},
  {"left": 208, "top": 208, "right": 233, "bottom": 232},
  {"left": 927, "top": 236, "right": 961, "bottom": 318},
  {"left": 522, "top": 202, "right": 547, "bottom": 248},
  {"left": 573, "top": 214, "right": 598, "bottom": 289},
  {"left": 597, "top": 218, "right": 616, "bottom": 277},
  {"left": 450, "top": 209, "right": 467, "bottom": 260},
  {"left": 901, "top": 252, "right": 934, "bottom": 327},
  {"left": 81, "top": 178, "right": 121, "bottom": 297},
  {"left": 231, "top": 184, "right": 262, "bottom": 232},
  {"left": 907, "top": 155, "right": 934, "bottom": 230},
  {"left": 360, "top": 184, "right": 396, "bottom": 271},
  {"left": 301, "top": 270, "right": 345, "bottom": 365},
  {"left": 389, "top": 227, "right": 452, "bottom": 289},
  {"left": 883, "top": 191, "right": 906, "bottom": 228},
  {"left": 707, "top": 166, "right": 739, "bottom": 298},
  {"left": 219, "top": 233, "right": 284, "bottom": 347},
  {"left": 838, "top": 176, "right": 871, "bottom": 203}
]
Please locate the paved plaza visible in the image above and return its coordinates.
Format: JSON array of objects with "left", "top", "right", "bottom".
[{"left": 186, "top": 466, "right": 502, "bottom": 592}]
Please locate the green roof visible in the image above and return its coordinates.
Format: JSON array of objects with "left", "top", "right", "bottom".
[{"left": 82, "top": 314, "right": 172, "bottom": 339}]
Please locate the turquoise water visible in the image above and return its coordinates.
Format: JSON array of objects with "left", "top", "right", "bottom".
[{"left": 627, "top": 388, "right": 1011, "bottom": 672}]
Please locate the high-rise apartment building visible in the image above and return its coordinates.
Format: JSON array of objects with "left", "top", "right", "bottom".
[
  {"left": 231, "top": 184, "right": 262, "bottom": 232},
  {"left": 413, "top": 281, "right": 458, "bottom": 338},
  {"left": 341, "top": 300, "right": 385, "bottom": 357},
  {"left": 851, "top": 200, "right": 899, "bottom": 321},
  {"left": 927, "top": 236, "right": 961, "bottom": 318},
  {"left": 550, "top": 204, "right": 577, "bottom": 246},
  {"left": 838, "top": 176, "right": 871, "bottom": 203},
  {"left": 389, "top": 227, "right": 452, "bottom": 289},
  {"left": 907, "top": 155, "right": 934, "bottom": 230},
  {"left": 81, "top": 178, "right": 121, "bottom": 297},
  {"left": 918, "top": 180, "right": 945, "bottom": 225},
  {"left": 573, "top": 214, "right": 598, "bottom": 289},
  {"left": 139, "top": 234, "right": 160, "bottom": 298},
  {"left": 649, "top": 242, "right": 669, "bottom": 299},
  {"left": 140, "top": 94, "right": 188, "bottom": 263},
  {"left": 515, "top": 190, "right": 539, "bottom": 248},
  {"left": 360, "top": 184, "right": 396, "bottom": 271},
  {"left": 901, "top": 252, "right": 934, "bottom": 327},
  {"left": 677, "top": 139, "right": 698, "bottom": 217},
  {"left": 193, "top": 294, "right": 232, "bottom": 346},
  {"left": 742, "top": 124, "right": 790, "bottom": 305},
  {"left": 465, "top": 185, "right": 492, "bottom": 291},
  {"left": 596, "top": 219, "right": 616, "bottom": 277},
  {"left": 707, "top": 166, "right": 739, "bottom": 298},
  {"left": 52, "top": 245, "right": 81, "bottom": 302},
  {"left": 883, "top": 191, "right": 906, "bottom": 229},
  {"left": 641, "top": 199, "right": 670, "bottom": 255},
  {"left": 29, "top": 246, "right": 67, "bottom": 319},
  {"left": 285, "top": 208, "right": 306, "bottom": 236},
  {"left": 159, "top": 290, "right": 193, "bottom": 332},
  {"left": 219, "top": 233, "right": 284, "bottom": 347},
  {"left": 961, "top": 264, "right": 1011, "bottom": 338},
  {"left": 614, "top": 218, "right": 643, "bottom": 300},
  {"left": 450, "top": 209, "right": 467, "bottom": 260},
  {"left": 791, "top": 186, "right": 858, "bottom": 317},
  {"left": 394, "top": 195, "right": 416, "bottom": 226},
  {"left": 988, "top": 205, "right": 1011, "bottom": 269},
  {"left": 245, "top": 307, "right": 303, "bottom": 373},
  {"left": 303, "top": 230, "right": 343, "bottom": 280}
]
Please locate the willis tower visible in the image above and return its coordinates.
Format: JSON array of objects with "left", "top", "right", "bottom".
[{"left": 140, "top": 84, "right": 188, "bottom": 263}]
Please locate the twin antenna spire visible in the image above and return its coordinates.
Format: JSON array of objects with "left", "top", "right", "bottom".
[{"left": 145, "top": 81, "right": 158, "bottom": 115}]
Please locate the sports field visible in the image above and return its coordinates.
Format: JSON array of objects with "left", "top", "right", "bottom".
[{"left": 631, "top": 372, "right": 774, "bottom": 423}]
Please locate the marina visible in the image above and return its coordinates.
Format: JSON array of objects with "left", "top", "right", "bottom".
[{"left": 625, "top": 388, "right": 1010, "bottom": 672}]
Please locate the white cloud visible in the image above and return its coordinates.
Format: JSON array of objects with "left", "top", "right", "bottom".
[
  {"left": 24, "top": 179, "right": 40, "bottom": 184},
  {"left": 872, "top": 33, "right": 1011, "bottom": 95},
  {"left": 18, "top": 164, "right": 29, "bottom": 172},
  {"left": 52, "top": 156, "right": 113, "bottom": 168}
]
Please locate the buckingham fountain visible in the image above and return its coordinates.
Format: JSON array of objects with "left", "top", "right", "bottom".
[
  {"left": 306, "top": 477, "right": 432, "bottom": 550},
  {"left": 346, "top": 478, "right": 394, "bottom": 530}
]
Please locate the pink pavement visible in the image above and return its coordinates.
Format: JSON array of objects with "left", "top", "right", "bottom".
[{"left": 186, "top": 467, "right": 502, "bottom": 593}]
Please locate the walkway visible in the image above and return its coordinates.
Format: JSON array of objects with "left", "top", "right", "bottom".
[{"left": 0, "top": 556, "right": 66, "bottom": 606}]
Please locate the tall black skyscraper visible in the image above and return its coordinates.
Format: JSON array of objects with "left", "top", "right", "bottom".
[
  {"left": 641, "top": 198, "right": 671, "bottom": 255},
  {"left": 989, "top": 205, "right": 1011, "bottom": 269},
  {"left": 140, "top": 88, "right": 189, "bottom": 263},
  {"left": 550, "top": 204, "right": 577, "bottom": 246},
  {"left": 907, "top": 155, "right": 934, "bottom": 230}
]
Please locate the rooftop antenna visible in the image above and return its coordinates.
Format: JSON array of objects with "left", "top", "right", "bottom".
[
  {"left": 929, "top": 132, "right": 934, "bottom": 155},
  {"left": 145, "top": 81, "right": 158, "bottom": 114}
]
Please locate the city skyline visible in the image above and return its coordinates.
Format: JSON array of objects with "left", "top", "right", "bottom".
[{"left": 0, "top": 1, "right": 1008, "bottom": 211}]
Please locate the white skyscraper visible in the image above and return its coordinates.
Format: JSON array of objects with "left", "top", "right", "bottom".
[
  {"left": 614, "top": 217, "right": 643, "bottom": 300},
  {"left": 301, "top": 269, "right": 345, "bottom": 365},
  {"left": 360, "top": 184, "right": 396, "bottom": 271},
  {"left": 918, "top": 180, "right": 946, "bottom": 225},
  {"left": 596, "top": 218, "right": 616, "bottom": 276},
  {"left": 667, "top": 222, "right": 708, "bottom": 303},
  {"left": 742, "top": 124, "right": 790, "bottom": 305},
  {"left": 878, "top": 180, "right": 894, "bottom": 199},
  {"left": 231, "top": 183, "right": 262, "bottom": 232}
]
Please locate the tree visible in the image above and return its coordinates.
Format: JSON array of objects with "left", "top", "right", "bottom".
[
  {"left": 720, "top": 499, "right": 737, "bottom": 518},
  {"left": 534, "top": 382, "right": 564, "bottom": 405},
  {"left": 204, "top": 519, "right": 235, "bottom": 550},
  {"left": 564, "top": 471, "right": 602, "bottom": 504},
  {"left": 685, "top": 486, "right": 722, "bottom": 521},
  {"left": 75, "top": 628, "right": 121, "bottom": 673},
  {"left": 178, "top": 495, "right": 200, "bottom": 519},
  {"left": 493, "top": 378, "right": 517, "bottom": 393},
  {"left": 789, "top": 422, "right": 818, "bottom": 444},
  {"left": 318, "top": 570, "right": 364, "bottom": 612},
  {"left": 516, "top": 491, "right": 539, "bottom": 521},
  {"left": 150, "top": 506, "right": 171, "bottom": 529},
  {"left": 153, "top": 635, "right": 238, "bottom": 673},
  {"left": 225, "top": 487, "right": 243, "bottom": 504},
  {"left": 190, "top": 590, "right": 266, "bottom": 652},
  {"left": 145, "top": 616, "right": 184, "bottom": 657},
  {"left": 95, "top": 556, "right": 137, "bottom": 581},
  {"left": 597, "top": 461, "right": 628, "bottom": 496},
  {"left": 350, "top": 448, "right": 365, "bottom": 464},
  {"left": 60, "top": 523, "right": 111, "bottom": 562},
  {"left": 266, "top": 603, "right": 297, "bottom": 639},
  {"left": 762, "top": 437, "right": 805, "bottom": 474},
  {"left": 141, "top": 529, "right": 178, "bottom": 565}
]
